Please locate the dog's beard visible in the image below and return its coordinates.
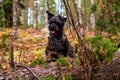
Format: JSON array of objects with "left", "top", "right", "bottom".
[{"left": 49, "top": 25, "right": 60, "bottom": 35}]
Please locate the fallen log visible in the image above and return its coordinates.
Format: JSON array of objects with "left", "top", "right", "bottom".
[
  {"left": 0, "top": 62, "right": 79, "bottom": 80},
  {"left": 100, "top": 51, "right": 120, "bottom": 80}
]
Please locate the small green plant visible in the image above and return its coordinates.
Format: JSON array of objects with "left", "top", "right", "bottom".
[
  {"left": 33, "top": 47, "right": 45, "bottom": 58},
  {"left": 41, "top": 75, "right": 55, "bottom": 80},
  {"left": 88, "top": 35, "right": 118, "bottom": 61},
  {"left": 56, "top": 57, "right": 70, "bottom": 68},
  {"left": 90, "top": 3, "right": 97, "bottom": 13},
  {"left": 0, "top": 42, "right": 6, "bottom": 48},
  {"left": 65, "top": 75, "right": 72, "bottom": 80},
  {"left": 29, "top": 58, "right": 47, "bottom": 66},
  {"left": 0, "top": 33, "right": 9, "bottom": 48},
  {"left": 2, "top": 33, "right": 9, "bottom": 43},
  {"left": 95, "top": 0, "right": 120, "bottom": 35},
  {"left": 105, "top": 27, "right": 118, "bottom": 35}
]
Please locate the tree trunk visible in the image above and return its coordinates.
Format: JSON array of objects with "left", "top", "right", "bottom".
[
  {"left": 24, "top": 0, "right": 28, "bottom": 28},
  {"left": 44, "top": 0, "right": 48, "bottom": 28},
  {"left": 72, "top": 0, "right": 83, "bottom": 35},
  {"left": 73, "top": 0, "right": 82, "bottom": 24},
  {"left": 46, "top": 0, "right": 50, "bottom": 11},
  {"left": 13, "top": 0, "right": 19, "bottom": 39},
  {"left": 83, "top": 0, "right": 87, "bottom": 28},
  {"left": 1, "top": 1, "right": 5, "bottom": 29},
  {"left": 9, "top": 45, "right": 15, "bottom": 71},
  {"left": 78, "top": 0, "right": 82, "bottom": 24},
  {"left": 55, "top": 0, "right": 64, "bottom": 15},
  {"left": 90, "top": 0, "right": 95, "bottom": 30},
  {"left": 33, "top": 0, "right": 38, "bottom": 29}
]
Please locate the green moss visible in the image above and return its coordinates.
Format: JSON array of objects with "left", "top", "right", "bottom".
[{"left": 56, "top": 57, "right": 70, "bottom": 68}]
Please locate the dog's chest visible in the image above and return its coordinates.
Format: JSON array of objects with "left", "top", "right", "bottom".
[{"left": 48, "top": 37, "right": 67, "bottom": 51}]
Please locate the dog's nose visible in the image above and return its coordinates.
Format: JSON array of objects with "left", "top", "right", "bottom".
[
  {"left": 49, "top": 26, "right": 55, "bottom": 31},
  {"left": 50, "top": 23, "right": 56, "bottom": 28},
  {"left": 50, "top": 25, "right": 54, "bottom": 29}
]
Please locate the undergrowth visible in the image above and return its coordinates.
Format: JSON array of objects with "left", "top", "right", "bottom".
[
  {"left": 88, "top": 35, "right": 118, "bottom": 62},
  {"left": 56, "top": 57, "right": 70, "bottom": 68}
]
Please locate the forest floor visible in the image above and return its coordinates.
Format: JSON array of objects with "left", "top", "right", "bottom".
[
  {"left": 0, "top": 28, "right": 77, "bottom": 71},
  {"left": 0, "top": 28, "right": 48, "bottom": 69},
  {"left": 0, "top": 28, "right": 120, "bottom": 79},
  {"left": 0, "top": 28, "right": 80, "bottom": 79}
]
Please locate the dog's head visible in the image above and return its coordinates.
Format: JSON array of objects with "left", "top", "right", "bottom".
[{"left": 46, "top": 11, "right": 67, "bottom": 37}]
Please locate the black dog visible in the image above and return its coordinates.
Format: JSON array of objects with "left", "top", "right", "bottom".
[{"left": 45, "top": 11, "right": 74, "bottom": 62}]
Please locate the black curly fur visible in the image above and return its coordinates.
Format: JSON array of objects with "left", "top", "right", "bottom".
[{"left": 45, "top": 11, "right": 74, "bottom": 61}]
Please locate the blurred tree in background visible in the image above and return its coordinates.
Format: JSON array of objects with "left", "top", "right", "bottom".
[{"left": 0, "top": 0, "right": 13, "bottom": 27}]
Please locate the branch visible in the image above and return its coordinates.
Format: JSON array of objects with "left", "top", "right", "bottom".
[{"left": 16, "top": 64, "right": 40, "bottom": 80}]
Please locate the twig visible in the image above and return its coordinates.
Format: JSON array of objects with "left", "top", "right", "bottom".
[{"left": 16, "top": 64, "right": 40, "bottom": 80}]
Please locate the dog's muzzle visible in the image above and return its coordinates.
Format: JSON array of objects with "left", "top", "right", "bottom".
[
  {"left": 50, "top": 30, "right": 55, "bottom": 34},
  {"left": 49, "top": 23, "right": 59, "bottom": 34}
]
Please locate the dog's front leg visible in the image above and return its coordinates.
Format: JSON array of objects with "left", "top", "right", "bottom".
[
  {"left": 45, "top": 46, "right": 49, "bottom": 57},
  {"left": 45, "top": 47, "right": 52, "bottom": 62}
]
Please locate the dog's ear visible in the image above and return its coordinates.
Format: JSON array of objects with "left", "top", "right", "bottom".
[
  {"left": 58, "top": 15, "right": 67, "bottom": 23},
  {"left": 46, "top": 11, "right": 55, "bottom": 20}
]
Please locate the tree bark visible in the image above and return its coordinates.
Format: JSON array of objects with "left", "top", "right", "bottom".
[
  {"left": 72, "top": 0, "right": 83, "bottom": 35},
  {"left": 33, "top": 0, "right": 38, "bottom": 29},
  {"left": 46, "top": 0, "right": 50, "bottom": 11},
  {"left": 24, "top": 0, "right": 29, "bottom": 28},
  {"left": 55, "top": 0, "right": 64, "bottom": 15},
  {"left": 90, "top": 0, "right": 95, "bottom": 30},
  {"left": 13, "top": 0, "right": 19, "bottom": 39},
  {"left": 73, "top": 0, "right": 82, "bottom": 24},
  {"left": 1, "top": 1, "right": 5, "bottom": 29},
  {"left": 44, "top": 0, "right": 49, "bottom": 28},
  {"left": 9, "top": 45, "right": 15, "bottom": 71},
  {"left": 78, "top": 0, "right": 82, "bottom": 24},
  {"left": 83, "top": 0, "right": 87, "bottom": 28}
]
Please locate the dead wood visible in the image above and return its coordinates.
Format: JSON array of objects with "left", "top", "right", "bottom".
[
  {"left": 100, "top": 52, "right": 120, "bottom": 80},
  {"left": 0, "top": 62, "right": 79, "bottom": 80},
  {"left": 16, "top": 64, "right": 40, "bottom": 80}
]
